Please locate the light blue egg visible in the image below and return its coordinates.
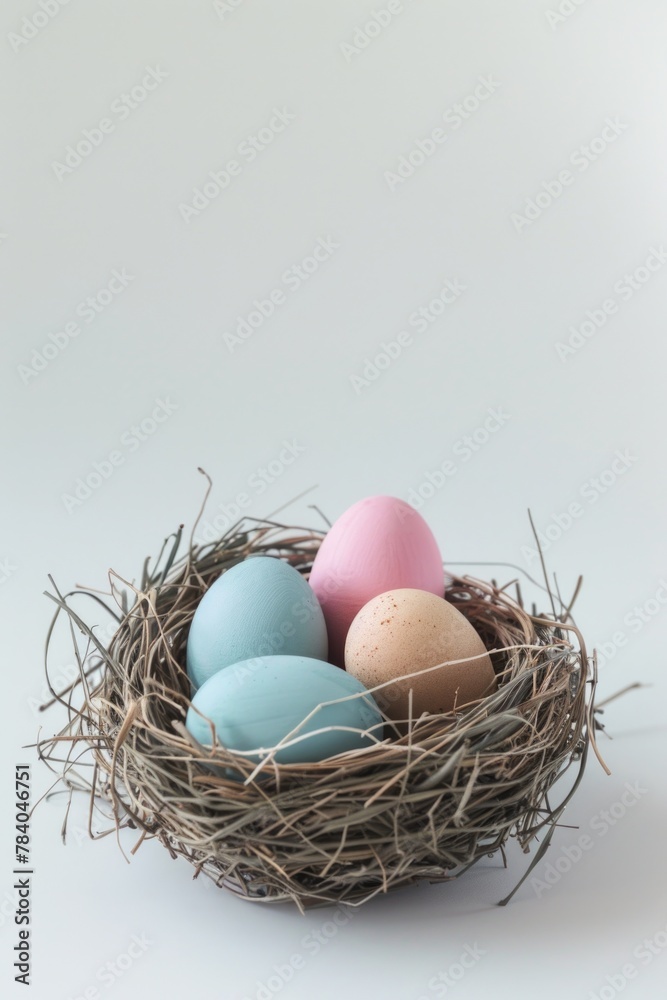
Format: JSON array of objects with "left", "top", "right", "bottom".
[
  {"left": 186, "top": 556, "right": 328, "bottom": 689},
  {"left": 185, "top": 654, "right": 384, "bottom": 766}
]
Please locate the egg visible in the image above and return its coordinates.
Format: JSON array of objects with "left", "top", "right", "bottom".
[
  {"left": 344, "top": 588, "right": 496, "bottom": 725},
  {"left": 186, "top": 556, "right": 328, "bottom": 689},
  {"left": 185, "top": 654, "right": 384, "bottom": 766},
  {"left": 308, "top": 495, "right": 444, "bottom": 666}
]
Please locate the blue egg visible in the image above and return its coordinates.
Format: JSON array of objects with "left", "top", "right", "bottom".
[
  {"left": 185, "top": 655, "right": 384, "bottom": 765},
  {"left": 186, "top": 556, "right": 328, "bottom": 689}
]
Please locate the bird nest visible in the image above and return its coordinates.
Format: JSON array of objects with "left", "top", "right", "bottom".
[{"left": 37, "top": 486, "right": 609, "bottom": 912}]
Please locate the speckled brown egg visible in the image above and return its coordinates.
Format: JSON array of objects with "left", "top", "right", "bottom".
[{"left": 344, "top": 588, "right": 496, "bottom": 725}]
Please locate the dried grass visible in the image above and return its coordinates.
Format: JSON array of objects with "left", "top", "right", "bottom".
[{"left": 36, "top": 480, "right": 609, "bottom": 911}]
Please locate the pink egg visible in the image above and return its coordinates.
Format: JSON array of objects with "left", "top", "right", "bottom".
[{"left": 308, "top": 495, "right": 444, "bottom": 666}]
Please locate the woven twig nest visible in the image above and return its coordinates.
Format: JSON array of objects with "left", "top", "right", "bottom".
[{"left": 38, "top": 488, "right": 607, "bottom": 911}]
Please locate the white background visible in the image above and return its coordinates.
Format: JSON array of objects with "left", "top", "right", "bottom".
[{"left": 2, "top": 1, "right": 667, "bottom": 998}]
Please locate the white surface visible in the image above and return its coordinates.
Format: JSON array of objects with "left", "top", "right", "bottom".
[{"left": 2, "top": 2, "right": 667, "bottom": 998}]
